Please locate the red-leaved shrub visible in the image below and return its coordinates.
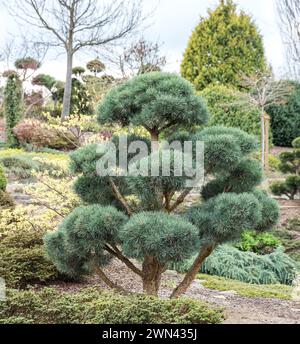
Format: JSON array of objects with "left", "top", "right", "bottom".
[{"left": 14, "top": 119, "right": 78, "bottom": 150}]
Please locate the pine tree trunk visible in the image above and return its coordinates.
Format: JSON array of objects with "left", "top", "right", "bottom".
[
  {"left": 170, "top": 245, "right": 215, "bottom": 299},
  {"left": 151, "top": 130, "right": 159, "bottom": 152},
  {"left": 142, "top": 256, "right": 163, "bottom": 296},
  {"left": 61, "top": 51, "right": 73, "bottom": 121}
]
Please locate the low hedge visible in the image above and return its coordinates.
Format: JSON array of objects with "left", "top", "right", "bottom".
[{"left": 0, "top": 288, "right": 224, "bottom": 324}]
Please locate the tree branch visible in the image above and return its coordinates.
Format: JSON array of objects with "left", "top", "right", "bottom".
[
  {"left": 104, "top": 244, "right": 144, "bottom": 277},
  {"left": 94, "top": 264, "right": 128, "bottom": 294},
  {"left": 169, "top": 188, "right": 192, "bottom": 212},
  {"left": 109, "top": 177, "right": 133, "bottom": 216},
  {"left": 170, "top": 244, "right": 215, "bottom": 299}
]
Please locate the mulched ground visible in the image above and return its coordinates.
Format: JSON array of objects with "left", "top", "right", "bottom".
[
  {"left": 44, "top": 259, "right": 300, "bottom": 324},
  {"left": 277, "top": 199, "right": 300, "bottom": 226}
]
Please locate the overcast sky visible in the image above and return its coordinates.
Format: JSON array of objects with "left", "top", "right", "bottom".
[{"left": 0, "top": 0, "right": 285, "bottom": 80}]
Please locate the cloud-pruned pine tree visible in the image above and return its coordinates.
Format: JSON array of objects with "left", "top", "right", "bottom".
[{"left": 45, "top": 72, "right": 279, "bottom": 298}]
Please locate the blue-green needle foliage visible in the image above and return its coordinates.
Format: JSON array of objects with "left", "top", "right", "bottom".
[
  {"left": 97, "top": 72, "right": 209, "bottom": 137},
  {"left": 127, "top": 150, "right": 196, "bottom": 210},
  {"left": 45, "top": 73, "right": 280, "bottom": 292},
  {"left": 44, "top": 205, "right": 128, "bottom": 277},
  {"left": 120, "top": 212, "right": 199, "bottom": 265}
]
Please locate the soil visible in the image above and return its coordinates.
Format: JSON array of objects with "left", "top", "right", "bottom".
[
  {"left": 45, "top": 259, "right": 300, "bottom": 324},
  {"left": 276, "top": 199, "right": 300, "bottom": 226}
]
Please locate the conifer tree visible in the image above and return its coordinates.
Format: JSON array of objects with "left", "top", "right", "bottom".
[
  {"left": 45, "top": 72, "right": 279, "bottom": 298},
  {"left": 271, "top": 137, "right": 300, "bottom": 199},
  {"left": 4, "top": 74, "right": 23, "bottom": 147},
  {"left": 181, "top": 0, "right": 267, "bottom": 90}
]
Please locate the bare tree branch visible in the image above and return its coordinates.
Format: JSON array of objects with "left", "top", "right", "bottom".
[
  {"left": 7, "top": 0, "right": 148, "bottom": 119},
  {"left": 276, "top": 0, "right": 300, "bottom": 79}
]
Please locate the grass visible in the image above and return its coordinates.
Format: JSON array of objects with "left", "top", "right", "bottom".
[
  {"left": 0, "top": 148, "right": 70, "bottom": 166},
  {"left": 198, "top": 274, "right": 294, "bottom": 300},
  {"left": 0, "top": 148, "right": 70, "bottom": 177}
]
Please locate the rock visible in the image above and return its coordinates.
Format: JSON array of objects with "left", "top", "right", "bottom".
[
  {"left": 220, "top": 290, "right": 238, "bottom": 296},
  {"left": 213, "top": 295, "right": 227, "bottom": 300}
]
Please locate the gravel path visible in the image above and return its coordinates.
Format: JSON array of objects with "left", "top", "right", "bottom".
[{"left": 47, "top": 259, "right": 300, "bottom": 325}]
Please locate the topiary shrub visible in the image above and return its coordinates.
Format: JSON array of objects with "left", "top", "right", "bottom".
[
  {"left": 270, "top": 137, "right": 300, "bottom": 199},
  {"left": 174, "top": 245, "right": 298, "bottom": 286},
  {"left": 45, "top": 72, "right": 279, "bottom": 299},
  {"left": 200, "top": 85, "right": 261, "bottom": 137},
  {"left": 3, "top": 74, "right": 23, "bottom": 147},
  {"left": 0, "top": 287, "right": 224, "bottom": 324},
  {"left": 267, "top": 81, "right": 300, "bottom": 147}
]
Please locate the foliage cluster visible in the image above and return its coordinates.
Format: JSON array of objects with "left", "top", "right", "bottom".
[
  {"left": 181, "top": 0, "right": 266, "bottom": 90},
  {"left": 3, "top": 74, "right": 23, "bottom": 147},
  {"left": 235, "top": 230, "right": 282, "bottom": 254},
  {"left": 14, "top": 119, "right": 79, "bottom": 150},
  {"left": 0, "top": 150, "right": 69, "bottom": 180},
  {"left": 45, "top": 72, "right": 279, "bottom": 298},
  {"left": 200, "top": 85, "right": 261, "bottom": 137},
  {"left": 267, "top": 81, "right": 300, "bottom": 147},
  {"left": 174, "top": 245, "right": 298, "bottom": 285},
  {"left": 0, "top": 162, "right": 13, "bottom": 208},
  {"left": 0, "top": 171, "right": 80, "bottom": 287},
  {"left": 270, "top": 137, "right": 300, "bottom": 199},
  {"left": 0, "top": 287, "right": 224, "bottom": 324}
]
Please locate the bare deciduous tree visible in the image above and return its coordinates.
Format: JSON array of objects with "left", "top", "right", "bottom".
[
  {"left": 119, "top": 38, "right": 166, "bottom": 78},
  {"left": 8, "top": 0, "right": 146, "bottom": 120},
  {"left": 239, "top": 72, "right": 293, "bottom": 169},
  {"left": 277, "top": 0, "right": 300, "bottom": 79}
]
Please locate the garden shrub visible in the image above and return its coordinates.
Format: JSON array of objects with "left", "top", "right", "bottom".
[
  {"left": 55, "top": 78, "right": 94, "bottom": 116},
  {"left": 201, "top": 85, "right": 261, "bottom": 137},
  {"left": 0, "top": 170, "right": 80, "bottom": 288},
  {"left": 235, "top": 231, "right": 282, "bottom": 254},
  {"left": 45, "top": 72, "right": 279, "bottom": 299},
  {"left": 174, "top": 245, "right": 298, "bottom": 285},
  {"left": 3, "top": 74, "right": 23, "bottom": 147},
  {"left": 181, "top": 0, "right": 266, "bottom": 90},
  {"left": 267, "top": 81, "right": 300, "bottom": 147},
  {"left": 14, "top": 119, "right": 78, "bottom": 150},
  {"left": 0, "top": 162, "right": 14, "bottom": 208},
  {"left": 0, "top": 228, "right": 59, "bottom": 288},
  {"left": 0, "top": 288, "right": 224, "bottom": 324},
  {"left": 0, "top": 155, "right": 68, "bottom": 179},
  {"left": 275, "top": 216, "right": 300, "bottom": 263},
  {"left": 0, "top": 190, "right": 14, "bottom": 208},
  {"left": 0, "top": 163, "right": 7, "bottom": 191},
  {"left": 270, "top": 137, "right": 300, "bottom": 199}
]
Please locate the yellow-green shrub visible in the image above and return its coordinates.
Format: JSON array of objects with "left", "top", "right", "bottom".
[{"left": 0, "top": 288, "right": 224, "bottom": 324}]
